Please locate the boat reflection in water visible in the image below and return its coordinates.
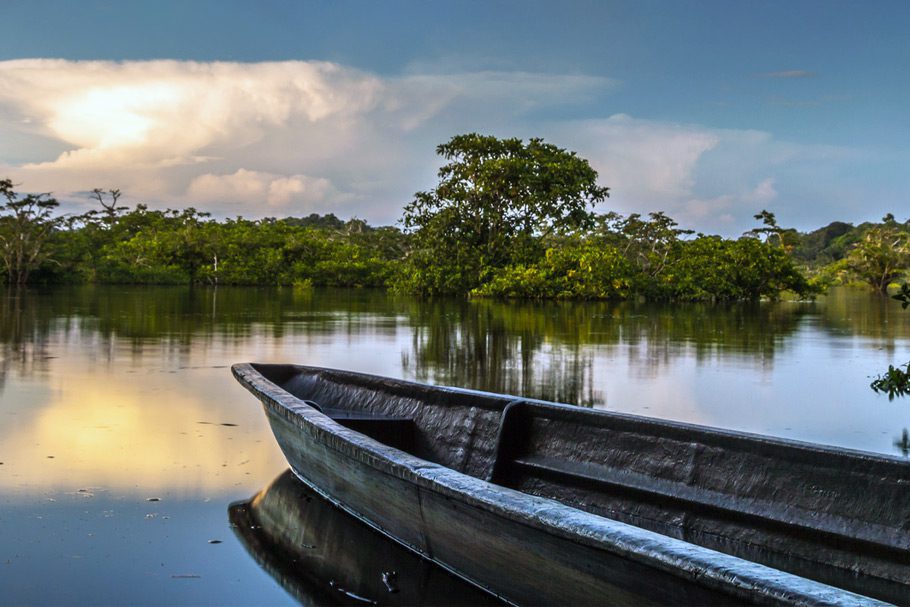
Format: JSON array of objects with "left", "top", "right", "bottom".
[{"left": 229, "top": 470, "right": 501, "bottom": 606}]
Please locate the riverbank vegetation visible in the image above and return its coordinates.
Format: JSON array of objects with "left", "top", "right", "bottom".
[{"left": 3, "top": 136, "right": 910, "bottom": 302}]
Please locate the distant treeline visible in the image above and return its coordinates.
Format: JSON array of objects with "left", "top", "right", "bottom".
[
  {"left": 3, "top": 201, "right": 906, "bottom": 301},
  {"left": 42, "top": 207, "right": 405, "bottom": 288},
  {"left": 2, "top": 134, "right": 909, "bottom": 300}
]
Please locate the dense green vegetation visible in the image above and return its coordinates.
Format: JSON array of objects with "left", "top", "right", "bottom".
[
  {"left": 0, "top": 178, "right": 63, "bottom": 284},
  {"left": 396, "top": 134, "right": 609, "bottom": 296},
  {"left": 29, "top": 195, "right": 404, "bottom": 288},
  {"left": 395, "top": 135, "right": 812, "bottom": 301},
  {"left": 3, "top": 135, "right": 910, "bottom": 304}
]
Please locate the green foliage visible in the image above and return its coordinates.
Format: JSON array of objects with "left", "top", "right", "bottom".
[
  {"left": 473, "top": 241, "right": 632, "bottom": 300},
  {"left": 843, "top": 222, "right": 910, "bottom": 293},
  {"left": 32, "top": 197, "right": 405, "bottom": 288},
  {"left": 871, "top": 363, "right": 910, "bottom": 400},
  {"left": 646, "top": 236, "right": 812, "bottom": 302},
  {"left": 789, "top": 215, "right": 910, "bottom": 294},
  {"left": 5, "top": 144, "right": 877, "bottom": 306},
  {"left": 0, "top": 179, "right": 64, "bottom": 284},
  {"left": 791, "top": 221, "right": 855, "bottom": 264},
  {"left": 871, "top": 283, "right": 910, "bottom": 399},
  {"left": 469, "top": 218, "right": 812, "bottom": 303},
  {"left": 392, "top": 207, "right": 485, "bottom": 296},
  {"left": 607, "top": 211, "right": 693, "bottom": 279},
  {"left": 399, "top": 134, "right": 609, "bottom": 295},
  {"left": 284, "top": 213, "right": 346, "bottom": 230},
  {"left": 453, "top": 203, "right": 814, "bottom": 302},
  {"left": 24, "top": 174, "right": 813, "bottom": 303}
]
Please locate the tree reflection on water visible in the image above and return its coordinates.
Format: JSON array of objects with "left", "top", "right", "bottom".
[
  {"left": 895, "top": 429, "right": 910, "bottom": 457},
  {"left": 402, "top": 297, "right": 817, "bottom": 406},
  {"left": 2, "top": 285, "right": 909, "bottom": 454}
]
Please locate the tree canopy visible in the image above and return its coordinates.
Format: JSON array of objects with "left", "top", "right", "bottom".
[
  {"left": 399, "top": 134, "right": 609, "bottom": 295},
  {"left": 844, "top": 221, "right": 910, "bottom": 293},
  {"left": 2, "top": 133, "right": 907, "bottom": 307},
  {"left": 0, "top": 179, "right": 62, "bottom": 284}
]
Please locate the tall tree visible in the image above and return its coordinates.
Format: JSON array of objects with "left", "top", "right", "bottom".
[
  {"left": 844, "top": 220, "right": 910, "bottom": 293},
  {"left": 89, "top": 188, "right": 128, "bottom": 228},
  {"left": 0, "top": 179, "right": 63, "bottom": 284},
  {"left": 611, "top": 211, "right": 693, "bottom": 278},
  {"left": 400, "top": 134, "right": 609, "bottom": 295}
]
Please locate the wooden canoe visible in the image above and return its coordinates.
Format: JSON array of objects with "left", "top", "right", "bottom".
[{"left": 232, "top": 363, "right": 909, "bottom": 606}]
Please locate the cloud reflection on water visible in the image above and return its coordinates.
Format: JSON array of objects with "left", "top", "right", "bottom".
[
  {"left": 0, "top": 283, "right": 908, "bottom": 503},
  {"left": 0, "top": 362, "right": 287, "bottom": 497}
]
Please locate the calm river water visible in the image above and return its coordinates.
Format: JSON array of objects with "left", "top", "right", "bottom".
[{"left": 1, "top": 285, "right": 909, "bottom": 604}]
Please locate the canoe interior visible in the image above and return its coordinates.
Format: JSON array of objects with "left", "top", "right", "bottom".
[{"left": 251, "top": 363, "right": 910, "bottom": 604}]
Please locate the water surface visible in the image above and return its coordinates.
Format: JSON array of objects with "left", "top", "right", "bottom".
[{"left": 1, "top": 286, "right": 908, "bottom": 603}]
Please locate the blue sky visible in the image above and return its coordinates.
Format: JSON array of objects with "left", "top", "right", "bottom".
[{"left": 1, "top": 0, "right": 907, "bottom": 234}]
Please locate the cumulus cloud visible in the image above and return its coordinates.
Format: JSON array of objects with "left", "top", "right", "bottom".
[
  {"left": 746, "top": 178, "right": 778, "bottom": 205},
  {"left": 547, "top": 115, "right": 857, "bottom": 233},
  {"left": 0, "top": 58, "right": 866, "bottom": 233},
  {"left": 187, "top": 169, "right": 335, "bottom": 209},
  {"left": 553, "top": 114, "right": 720, "bottom": 207},
  {"left": 0, "top": 59, "right": 390, "bottom": 173},
  {"left": 0, "top": 59, "right": 613, "bottom": 220},
  {"left": 684, "top": 179, "right": 778, "bottom": 229}
]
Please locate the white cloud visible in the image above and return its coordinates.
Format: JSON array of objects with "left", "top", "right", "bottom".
[
  {"left": 548, "top": 115, "right": 860, "bottom": 233},
  {"left": 0, "top": 59, "right": 384, "bottom": 171},
  {"left": 555, "top": 114, "right": 720, "bottom": 207},
  {"left": 0, "top": 59, "right": 614, "bottom": 220},
  {"left": 684, "top": 194, "right": 735, "bottom": 223},
  {"left": 395, "top": 70, "right": 614, "bottom": 115},
  {"left": 683, "top": 179, "right": 777, "bottom": 230},
  {"left": 0, "top": 59, "right": 868, "bottom": 233},
  {"left": 187, "top": 169, "right": 334, "bottom": 209},
  {"left": 746, "top": 178, "right": 778, "bottom": 205}
]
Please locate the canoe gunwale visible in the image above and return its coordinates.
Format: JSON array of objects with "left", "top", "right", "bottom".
[
  {"left": 247, "top": 363, "right": 910, "bottom": 468},
  {"left": 231, "top": 362, "right": 890, "bottom": 607}
]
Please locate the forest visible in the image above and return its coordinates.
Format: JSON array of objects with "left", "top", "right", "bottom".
[{"left": 1, "top": 135, "right": 909, "bottom": 303}]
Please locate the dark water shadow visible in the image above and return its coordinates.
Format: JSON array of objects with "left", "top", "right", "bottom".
[{"left": 229, "top": 470, "right": 502, "bottom": 606}]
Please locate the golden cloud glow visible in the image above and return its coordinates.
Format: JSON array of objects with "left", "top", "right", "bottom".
[
  {"left": 50, "top": 83, "right": 180, "bottom": 149},
  {"left": 1, "top": 59, "right": 385, "bottom": 170},
  {"left": 0, "top": 57, "right": 826, "bottom": 236},
  {"left": 0, "top": 59, "right": 616, "bottom": 222},
  {"left": 187, "top": 168, "right": 336, "bottom": 207}
]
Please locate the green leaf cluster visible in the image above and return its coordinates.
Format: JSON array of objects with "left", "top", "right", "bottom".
[
  {"left": 33, "top": 205, "right": 403, "bottom": 287},
  {"left": 398, "top": 134, "right": 609, "bottom": 295},
  {"left": 6, "top": 133, "right": 909, "bottom": 305},
  {"left": 0, "top": 179, "right": 63, "bottom": 284},
  {"left": 644, "top": 236, "right": 811, "bottom": 302},
  {"left": 472, "top": 241, "right": 632, "bottom": 300},
  {"left": 870, "top": 363, "right": 910, "bottom": 400},
  {"left": 398, "top": 137, "right": 815, "bottom": 302}
]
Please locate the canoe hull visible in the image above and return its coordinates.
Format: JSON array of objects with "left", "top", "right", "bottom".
[
  {"left": 234, "top": 362, "right": 894, "bottom": 606},
  {"left": 265, "top": 406, "right": 738, "bottom": 606}
]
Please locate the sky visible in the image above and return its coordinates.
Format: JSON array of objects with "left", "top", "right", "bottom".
[{"left": 1, "top": 0, "right": 908, "bottom": 235}]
